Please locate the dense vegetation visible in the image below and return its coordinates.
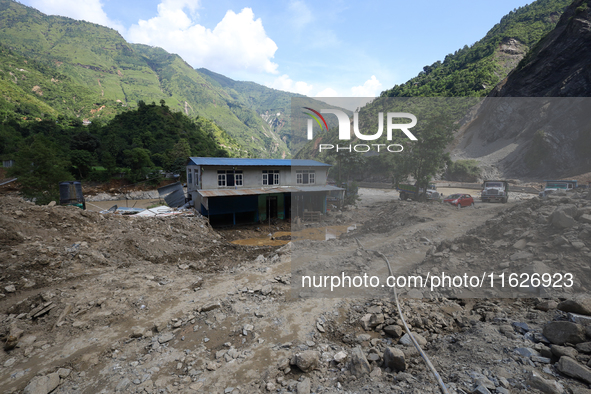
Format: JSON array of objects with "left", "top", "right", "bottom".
[
  {"left": 446, "top": 159, "right": 482, "bottom": 182},
  {"left": 0, "top": 0, "right": 295, "bottom": 158},
  {"left": 3, "top": 101, "right": 238, "bottom": 202},
  {"left": 197, "top": 68, "right": 351, "bottom": 154},
  {"left": 381, "top": 0, "right": 571, "bottom": 98}
]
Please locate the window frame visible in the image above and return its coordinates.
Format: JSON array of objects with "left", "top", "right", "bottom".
[
  {"left": 217, "top": 171, "right": 226, "bottom": 187},
  {"left": 296, "top": 170, "right": 315, "bottom": 185},
  {"left": 262, "top": 169, "right": 280, "bottom": 186}
]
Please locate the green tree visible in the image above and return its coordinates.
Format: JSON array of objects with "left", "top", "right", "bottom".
[
  {"left": 166, "top": 138, "right": 191, "bottom": 176},
  {"left": 8, "top": 134, "right": 73, "bottom": 204},
  {"left": 388, "top": 110, "right": 454, "bottom": 200},
  {"left": 69, "top": 149, "right": 95, "bottom": 179},
  {"left": 122, "top": 147, "right": 154, "bottom": 183}
]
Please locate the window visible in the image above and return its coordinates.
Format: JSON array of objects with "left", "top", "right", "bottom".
[
  {"left": 217, "top": 171, "right": 226, "bottom": 187},
  {"left": 217, "top": 170, "right": 242, "bottom": 187},
  {"left": 188, "top": 171, "right": 192, "bottom": 185},
  {"left": 296, "top": 170, "right": 315, "bottom": 185},
  {"left": 263, "top": 170, "right": 280, "bottom": 185}
]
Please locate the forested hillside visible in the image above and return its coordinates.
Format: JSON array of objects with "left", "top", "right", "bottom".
[
  {"left": 2, "top": 100, "right": 241, "bottom": 203},
  {"left": 0, "top": 0, "right": 289, "bottom": 158},
  {"left": 381, "top": 0, "right": 570, "bottom": 97}
]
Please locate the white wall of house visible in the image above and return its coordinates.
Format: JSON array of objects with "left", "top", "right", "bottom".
[{"left": 186, "top": 165, "right": 328, "bottom": 192}]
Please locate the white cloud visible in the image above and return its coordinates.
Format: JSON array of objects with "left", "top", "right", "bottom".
[
  {"left": 351, "top": 75, "right": 382, "bottom": 97},
  {"left": 127, "top": 3, "right": 278, "bottom": 74},
  {"left": 28, "top": 0, "right": 125, "bottom": 33},
  {"left": 315, "top": 88, "right": 339, "bottom": 97},
  {"left": 268, "top": 74, "right": 313, "bottom": 95},
  {"left": 287, "top": 0, "right": 313, "bottom": 30}
]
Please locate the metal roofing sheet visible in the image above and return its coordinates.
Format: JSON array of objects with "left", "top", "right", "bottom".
[
  {"left": 158, "top": 182, "right": 186, "bottom": 207},
  {"left": 187, "top": 157, "right": 331, "bottom": 167},
  {"left": 197, "top": 185, "right": 344, "bottom": 198}
]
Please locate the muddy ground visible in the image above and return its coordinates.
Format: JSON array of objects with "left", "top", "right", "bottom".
[{"left": 1, "top": 187, "right": 591, "bottom": 394}]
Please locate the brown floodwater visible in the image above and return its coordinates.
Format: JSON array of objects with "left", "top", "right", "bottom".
[{"left": 230, "top": 224, "right": 357, "bottom": 246}]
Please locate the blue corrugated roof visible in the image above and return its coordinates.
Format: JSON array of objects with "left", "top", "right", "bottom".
[{"left": 187, "top": 157, "right": 331, "bottom": 167}]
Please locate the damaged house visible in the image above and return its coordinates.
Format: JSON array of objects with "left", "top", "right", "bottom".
[{"left": 186, "top": 157, "right": 344, "bottom": 225}]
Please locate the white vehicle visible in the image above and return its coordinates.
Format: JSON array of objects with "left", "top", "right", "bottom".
[
  {"left": 481, "top": 180, "right": 509, "bottom": 203},
  {"left": 539, "top": 180, "right": 577, "bottom": 197}
]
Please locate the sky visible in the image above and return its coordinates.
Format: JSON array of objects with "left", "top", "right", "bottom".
[{"left": 20, "top": 0, "right": 534, "bottom": 100}]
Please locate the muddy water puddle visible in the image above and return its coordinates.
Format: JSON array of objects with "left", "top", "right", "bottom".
[{"left": 230, "top": 224, "right": 357, "bottom": 246}]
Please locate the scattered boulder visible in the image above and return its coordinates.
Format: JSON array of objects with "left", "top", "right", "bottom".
[
  {"left": 130, "top": 326, "right": 145, "bottom": 338},
  {"left": 558, "top": 296, "right": 591, "bottom": 316},
  {"left": 536, "top": 300, "right": 558, "bottom": 312},
  {"left": 384, "top": 325, "right": 403, "bottom": 338},
  {"left": 557, "top": 356, "right": 591, "bottom": 384},
  {"left": 551, "top": 344, "right": 578, "bottom": 359},
  {"left": 576, "top": 342, "right": 591, "bottom": 354},
  {"left": 296, "top": 377, "right": 311, "bottom": 394},
  {"left": 349, "top": 346, "right": 371, "bottom": 377},
  {"left": 157, "top": 333, "right": 174, "bottom": 344},
  {"left": 23, "top": 373, "right": 60, "bottom": 394},
  {"left": 399, "top": 332, "right": 427, "bottom": 347},
  {"left": 382, "top": 347, "right": 406, "bottom": 371},
  {"left": 543, "top": 321, "right": 586, "bottom": 345},
  {"left": 333, "top": 351, "right": 347, "bottom": 363},
  {"left": 549, "top": 210, "right": 576, "bottom": 229},
  {"left": 526, "top": 371, "right": 562, "bottom": 394},
  {"left": 295, "top": 350, "right": 319, "bottom": 373}
]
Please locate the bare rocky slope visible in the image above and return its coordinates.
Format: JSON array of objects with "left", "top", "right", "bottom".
[{"left": 451, "top": 0, "right": 591, "bottom": 180}]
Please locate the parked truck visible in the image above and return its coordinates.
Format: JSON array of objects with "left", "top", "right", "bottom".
[
  {"left": 480, "top": 180, "right": 509, "bottom": 203},
  {"left": 538, "top": 180, "right": 578, "bottom": 198},
  {"left": 397, "top": 183, "right": 439, "bottom": 201}
]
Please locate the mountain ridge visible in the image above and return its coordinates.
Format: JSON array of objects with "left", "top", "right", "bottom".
[{"left": 0, "top": 0, "right": 324, "bottom": 158}]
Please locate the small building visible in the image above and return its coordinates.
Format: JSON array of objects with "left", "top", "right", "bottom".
[{"left": 186, "top": 157, "right": 344, "bottom": 225}]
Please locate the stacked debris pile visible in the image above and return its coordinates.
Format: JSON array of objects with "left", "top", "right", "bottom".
[
  {"left": 0, "top": 196, "right": 267, "bottom": 296},
  {"left": 406, "top": 191, "right": 591, "bottom": 298}
]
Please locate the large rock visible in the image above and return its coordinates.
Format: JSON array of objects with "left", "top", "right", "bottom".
[
  {"left": 296, "top": 377, "right": 311, "bottom": 394},
  {"left": 558, "top": 296, "right": 591, "bottom": 316},
  {"left": 23, "top": 373, "right": 60, "bottom": 394},
  {"left": 526, "top": 371, "right": 562, "bottom": 394},
  {"left": 295, "top": 350, "right": 319, "bottom": 373},
  {"left": 399, "top": 332, "right": 427, "bottom": 347},
  {"left": 577, "top": 342, "right": 591, "bottom": 354},
  {"left": 551, "top": 344, "right": 578, "bottom": 359},
  {"left": 382, "top": 347, "right": 406, "bottom": 371},
  {"left": 383, "top": 325, "right": 403, "bottom": 338},
  {"left": 349, "top": 346, "right": 371, "bottom": 377},
  {"left": 579, "top": 214, "right": 591, "bottom": 224},
  {"left": 543, "top": 321, "right": 586, "bottom": 345},
  {"left": 549, "top": 210, "right": 576, "bottom": 229},
  {"left": 359, "top": 313, "right": 384, "bottom": 330},
  {"left": 557, "top": 356, "right": 591, "bottom": 384}
]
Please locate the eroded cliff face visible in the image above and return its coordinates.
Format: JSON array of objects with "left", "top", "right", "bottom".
[
  {"left": 492, "top": 0, "right": 591, "bottom": 97},
  {"left": 452, "top": 0, "right": 591, "bottom": 179}
]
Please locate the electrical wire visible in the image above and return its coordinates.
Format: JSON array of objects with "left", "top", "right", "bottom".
[{"left": 354, "top": 237, "right": 449, "bottom": 394}]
